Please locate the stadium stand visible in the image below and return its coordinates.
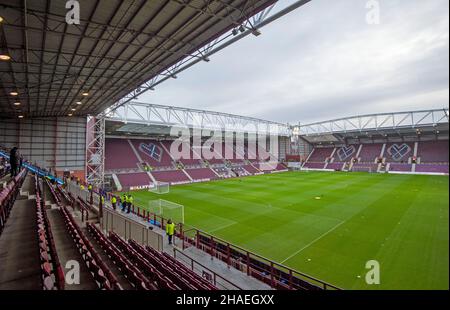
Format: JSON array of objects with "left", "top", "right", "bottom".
[
  {"left": 176, "top": 141, "right": 203, "bottom": 167},
  {"left": 103, "top": 136, "right": 289, "bottom": 190},
  {"left": 108, "top": 232, "right": 181, "bottom": 290},
  {"left": 203, "top": 143, "right": 227, "bottom": 165},
  {"left": 59, "top": 206, "right": 122, "bottom": 290},
  {"left": 245, "top": 146, "right": 260, "bottom": 163},
  {"left": 307, "top": 147, "right": 334, "bottom": 163},
  {"left": 242, "top": 164, "right": 261, "bottom": 174},
  {"left": 303, "top": 162, "right": 326, "bottom": 169},
  {"left": 185, "top": 168, "right": 218, "bottom": 181},
  {"left": 130, "top": 139, "right": 175, "bottom": 169},
  {"left": 301, "top": 140, "right": 449, "bottom": 174},
  {"left": 87, "top": 223, "right": 154, "bottom": 290},
  {"left": 129, "top": 239, "right": 217, "bottom": 290},
  {"left": 326, "top": 162, "right": 346, "bottom": 170},
  {"left": 417, "top": 140, "right": 449, "bottom": 163},
  {"left": 0, "top": 169, "right": 27, "bottom": 236},
  {"left": 385, "top": 142, "right": 414, "bottom": 163},
  {"left": 415, "top": 164, "right": 449, "bottom": 174},
  {"left": 35, "top": 176, "right": 65, "bottom": 290},
  {"left": 357, "top": 143, "right": 383, "bottom": 163},
  {"left": 388, "top": 163, "right": 413, "bottom": 172},
  {"left": 151, "top": 170, "right": 191, "bottom": 184},
  {"left": 105, "top": 138, "right": 140, "bottom": 171},
  {"left": 117, "top": 173, "right": 151, "bottom": 189},
  {"left": 351, "top": 163, "right": 379, "bottom": 172}
]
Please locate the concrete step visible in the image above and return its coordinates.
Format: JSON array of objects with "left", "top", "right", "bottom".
[
  {"left": 46, "top": 208, "right": 98, "bottom": 290},
  {"left": 0, "top": 198, "right": 41, "bottom": 290}
]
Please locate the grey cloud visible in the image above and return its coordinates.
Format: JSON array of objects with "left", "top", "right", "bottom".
[{"left": 140, "top": 0, "right": 449, "bottom": 124}]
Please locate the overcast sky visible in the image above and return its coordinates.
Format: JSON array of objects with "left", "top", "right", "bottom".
[{"left": 140, "top": 0, "right": 449, "bottom": 124}]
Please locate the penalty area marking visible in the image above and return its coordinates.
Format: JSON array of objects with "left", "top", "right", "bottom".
[
  {"left": 208, "top": 220, "right": 238, "bottom": 233},
  {"left": 280, "top": 220, "right": 346, "bottom": 264}
]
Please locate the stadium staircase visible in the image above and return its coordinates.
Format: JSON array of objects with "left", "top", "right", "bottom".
[
  {"left": 0, "top": 171, "right": 44, "bottom": 289},
  {"left": 111, "top": 173, "right": 123, "bottom": 191}
]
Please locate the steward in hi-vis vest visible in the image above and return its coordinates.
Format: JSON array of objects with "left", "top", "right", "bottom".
[
  {"left": 111, "top": 196, "right": 117, "bottom": 210},
  {"left": 166, "top": 219, "right": 176, "bottom": 245}
]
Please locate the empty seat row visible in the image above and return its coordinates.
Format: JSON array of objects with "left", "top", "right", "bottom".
[
  {"left": 109, "top": 232, "right": 178, "bottom": 290},
  {"left": 55, "top": 184, "right": 73, "bottom": 206},
  {"left": 59, "top": 206, "right": 122, "bottom": 290},
  {"left": 130, "top": 240, "right": 217, "bottom": 290},
  {"left": 76, "top": 198, "right": 92, "bottom": 221},
  {"left": 0, "top": 164, "right": 9, "bottom": 179},
  {"left": 77, "top": 197, "right": 97, "bottom": 215},
  {"left": 0, "top": 169, "right": 27, "bottom": 236},
  {"left": 86, "top": 223, "right": 155, "bottom": 290},
  {"left": 35, "top": 175, "right": 65, "bottom": 290},
  {"left": 44, "top": 178, "right": 62, "bottom": 205},
  {"left": 127, "top": 240, "right": 196, "bottom": 290},
  {"left": 159, "top": 251, "right": 218, "bottom": 290}
]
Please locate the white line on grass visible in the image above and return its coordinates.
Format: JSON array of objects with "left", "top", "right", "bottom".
[
  {"left": 280, "top": 220, "right": 346, "bottom": 264},
  {"left": 208, "top": 220, "right": 238, "bottom": 233}
]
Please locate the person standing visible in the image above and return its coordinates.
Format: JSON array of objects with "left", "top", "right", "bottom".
[
  {"left": 166, "top": 219, "right": 176, "bottom": 245},
  {"left": 127, "top": 194, "right": 133, "bottom": 214},
  {"left": 9, "top": 147, "right": 19, "bottom": 177},
  {"left": 121, "top": 193, "right": 127, "bottom": 212},
  {"left": 111, "top": 195, "right": 117, "bottom": 210}
]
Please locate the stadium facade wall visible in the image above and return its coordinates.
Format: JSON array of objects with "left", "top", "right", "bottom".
[{"left": 0, "top": 117, "right": 86, "bottom": 178}]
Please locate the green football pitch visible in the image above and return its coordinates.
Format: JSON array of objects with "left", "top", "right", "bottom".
[{"left": 124, "top": 171, "right": 449, "bottom": 290}]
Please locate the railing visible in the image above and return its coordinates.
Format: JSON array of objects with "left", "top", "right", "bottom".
[
  {"left": 180, "top": 228, "right": 341, "bottom": 290},
  {"left": 123, "top": 202, "right": 341, "bottom": 290},
  {"left": 0, "top": 150, "right": 64, "bottom": 185},
  {"left": 172, "top": 247, "right": 242, "bottom": 290},
  {"left": 63, "top": 179, "right": 341, "bottom": 290}
]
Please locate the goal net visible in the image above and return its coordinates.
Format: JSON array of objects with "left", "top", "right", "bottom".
[
  {"left": 352, "top": 166, "right": 374, "bottom": 173},
  {"left": 148, "top": 199, "right": 184, "bottom": 224},
  {"left": 148, "top": 181, "right": 170, "bottom": 194}
]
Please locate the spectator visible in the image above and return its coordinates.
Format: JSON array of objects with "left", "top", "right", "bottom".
[{"left": 9, "top": 147, "right": 19, "bottom": 177}]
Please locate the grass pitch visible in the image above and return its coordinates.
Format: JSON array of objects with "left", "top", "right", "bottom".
[{"left": 126, "top": 171, "right": 448, "bottom": 290}]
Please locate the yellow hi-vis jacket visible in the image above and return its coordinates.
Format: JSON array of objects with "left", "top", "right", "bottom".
[
  {"left": 166, "top": 222, "right": 175, "bottom": 236},
  {"left": 101, "top": 196, "right": 105, "bottom": 204},
  {"left": 88, "top": 185, "right": 92, "bottom": 191},
  {"left": 111, "top": 196, "right": 117, "bottom": 204},
  {"left": 129, "top": 196, "right": 133, "bottom": 204},
  {"left": 121, "top": 195, "right": 126, "bottom": 203}
]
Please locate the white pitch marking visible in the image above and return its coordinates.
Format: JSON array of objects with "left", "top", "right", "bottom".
[
  {"left": 281, "top": 220, "right": 346, "bottom": 264},
  {"left": 208, "top": 220, "right": 238, "bottom": 233}
]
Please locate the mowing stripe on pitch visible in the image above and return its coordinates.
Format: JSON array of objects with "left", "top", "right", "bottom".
[
  {"left": 208, "top": 220, "right": 238, "bottom": 233},
  {"left": 281, "top": 220, "right": 346, "bottom": 264}
]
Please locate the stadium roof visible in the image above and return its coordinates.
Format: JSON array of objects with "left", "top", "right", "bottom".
[
  {"left": 0, "top": 0, "right": 285, "bottom": 118},
  {"left": 296, "top": 108, "right": 449, "bottom": 144},
  {"left": 104, "top": 101, "right": 291, "bottom": 136}
]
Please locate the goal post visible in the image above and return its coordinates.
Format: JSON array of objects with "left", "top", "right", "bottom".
[
  {"left": 148, "top": 181, "right": 170, "bottom": 194},
  {"left": 352, "top": 166, "right": 373, "bottom": 173},
  {"left": 148, "top": 199, "right": 184, "bottom": 224}
]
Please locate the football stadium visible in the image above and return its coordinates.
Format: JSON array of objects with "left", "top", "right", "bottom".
[{"left": 0, "top": 0, "right": 448, "bottom": 294}]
